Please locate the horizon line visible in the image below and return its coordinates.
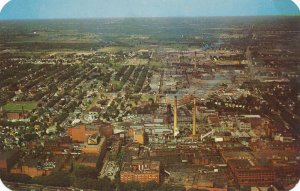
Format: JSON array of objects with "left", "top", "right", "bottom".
[{"left": 0, "top": 14, "right": 300, "bottom": 21}]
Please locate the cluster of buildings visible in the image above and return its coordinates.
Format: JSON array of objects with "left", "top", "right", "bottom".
[
  {"left": 112, "top": 99, "right": 299, "bottom": 190},
  {"left": 0, "top": 123, "right": 113, "bottom": 177}
]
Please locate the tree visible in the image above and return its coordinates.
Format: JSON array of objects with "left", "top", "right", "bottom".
[
  {"left": 32, "top": 172, "right": 71, "bottom": 187},
  {"left": 24, "top": 133, "right": 38, "bottom": 142},
  {"left": 143, "top": 181, "right": 159, "bottom": 191},
  {"left": 99, "top": 176, "right": 114, "bottom": 191},
  {"left": 118, "top": 117, "right": 123, "bottom": 122},
  {"left": 157, "top": 184, "right": 186, "bottom": 191},
  {"left": 123, "top": 181, "right": 142, "bottom": 191},
  {"left": 0, "top": 172, "right": 31, "bottom": 183},
  {"left": 187, "top": 189, "right": 209, "bottom": 191},
  {"left": 73, "top": 177, "right": 102, "bottom": 190},
  {"left": 240, "top": 187, "right": 251, "bottom": 191},
  {"left": 73, "top": 177, "right": 114, "bottom": 191},
  {"left": 74, "top": 165, "right": 98, "bottom": 179}
]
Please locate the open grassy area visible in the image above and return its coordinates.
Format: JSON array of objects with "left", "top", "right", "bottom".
[
  {"left": 141, "top": 94, "right": 155, "bottom": 101},
  {"left": 111, "top": 80, "right": 124, "bottom": 91},
  {"left": 98, "top": 46, "right": 128, "bottom": 53},
  {"left": 3, "top": 102, "right": 38, "bottom": 112},
  {"left": 149, "top": 60, "right": 162, "bottom": 69},
  {"left": 126, "top": 58, "right": 148, "bottom": 65}
]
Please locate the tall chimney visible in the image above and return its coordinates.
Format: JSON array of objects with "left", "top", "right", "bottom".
[
  {"left": 199, "top": 107, "right": 203, "bottom": 135},
  {"left": 192, "top": 98, "right": 196, "bottom": 136},
  {"left": 174, "top": 96, "right": 178, "bottom": 137}
]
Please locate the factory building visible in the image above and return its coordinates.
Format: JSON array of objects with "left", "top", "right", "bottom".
[
  {"left": 227, "top": 159, "right": 275, "bottom": 187},
  {"left": 67, "top": 124, "right": 99, "bottom": 143},
  {"left": 120, "top": 160, "right": 160, "bottom": 183}
]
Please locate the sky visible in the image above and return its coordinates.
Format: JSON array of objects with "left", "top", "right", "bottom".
[{"left": 0, "top": 0, "right": 299, "bottom": 19}]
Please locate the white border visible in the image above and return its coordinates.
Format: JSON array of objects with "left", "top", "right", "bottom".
[{"left": 0, "top": 179, "right": 11, "bottom": 191}]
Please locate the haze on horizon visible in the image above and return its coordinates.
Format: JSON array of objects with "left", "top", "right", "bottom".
[{"left": 0, "top": 0, "right": 299, "bottom": 20}]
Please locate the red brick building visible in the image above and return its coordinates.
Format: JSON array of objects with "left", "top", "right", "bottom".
[
  {"left": 67, "top": 124, "right": 99, "bottom": 142},
  {"left": 7, "top": 112, "right": 28, "bottom": 121},
  {"left": 120, "top": 160, "right": 160, "bottom": 183},
  {"left": 68, "top": 123, "right": 113, "bottom": 142},
  {"left": 228, "top": 159, "right": 275, "bottom": 187},
  {"left": 98, "top": 123, "right": 113, "bottom": 138}
]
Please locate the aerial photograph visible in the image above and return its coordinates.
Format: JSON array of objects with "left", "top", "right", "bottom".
[{"left": 0, "top": 0, "right": 299, "bottom": 191}]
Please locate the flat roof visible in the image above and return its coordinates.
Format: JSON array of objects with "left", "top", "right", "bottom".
[
  {"left": 222, "top": 151, "right": 254, "bottom": 160},
  {"left": 228, "top": 159, "right": 252, "bottom": 168}
]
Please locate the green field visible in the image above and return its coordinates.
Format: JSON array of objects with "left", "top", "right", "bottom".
[
  {"left": 111, "top": 80, "right": 124, "bottom": 91},
  {"left": 3, "top": 102, "right": 38, "bottom": 112},
  {"left": 141, "top": 94, "right": 155, "bottom": 101}
]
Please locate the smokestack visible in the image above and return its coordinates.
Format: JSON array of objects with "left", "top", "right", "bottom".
[
  {"left": 199, "top": 108, "right": 203, "bottom": 135},
  {"left": 174, "top": 96, "right": 178, "bottom": 137},
  {"left": 192, "top": 98, "right": 196, "bottom": 136}
]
